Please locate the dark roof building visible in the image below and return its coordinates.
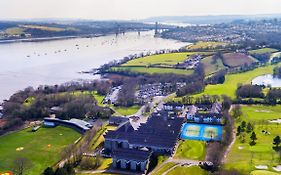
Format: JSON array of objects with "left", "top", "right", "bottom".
[
  {"left": 105, "top": 112, "right": 184, "bottom": 154},
  {"left": 104, "top": 111, "right": 184, "bottom": 173},
  {"left": 109, "top": 116, "right": 129, "bottom": 126}
]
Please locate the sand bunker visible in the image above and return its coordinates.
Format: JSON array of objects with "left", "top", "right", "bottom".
[
  {"left": 16, "top": 147, "right": 24, "bottom": 151},
  {"left": 238, "top": 146, "right": 244, "bottom": 150},
  {"left": 269, "top": 119, "right": 281, "bottom": 124},
  {"left": 255, "top": 165, "right": 268, "bottom": 170},
  {"left": 273, "top": 165, "right": 281, "bottom": 172},
  {"left": 255, "top": 110, "right": 271, "bottom": 113}
]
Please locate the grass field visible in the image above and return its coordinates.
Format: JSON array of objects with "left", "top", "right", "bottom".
[
  {"left": 113, "top": 105, "right": 140, "bottom": 116},
  {"left": 122, "top": 52, "right": 192, "bottom": 67},
  {"left": 193, "top": 64, "right": 279, "bottom": 99},
  {"left": 175, "top": 140, "right": 206, "bottom": 160},
  {"left": 0, "top": 126, "right": 81, "bottom": 175},
  {"left": 5, "top": 27, "right": 25, "bottom": 35},
  {"left": 222, "top": 53, "right": 257, "bottom": 67},
  {"left": 21, "top": 25, "right": 66, "bottom": 32},
  {"left": 167, "top": 166, "right": 207, "bottom": 175},
  {"left": 201, "top": 56, "right": 226, "bottom": 75},
  {"left": 152, "top": 162, "right": 177, "bottom": 175},
  {"left": 186, "top": 41, "right": 228, "bottom": 50},
  {"left": 251, "top": 170, "right": 281, "bottom": 175},
  {"left": 249, "top": 48, "right": 279, "bottom": 55},
  {"left": 225, "top": 105, "right": 281, "bottom": 174},
  {"left": 111, "top": 66, "right": 193, "bottom": 75}
]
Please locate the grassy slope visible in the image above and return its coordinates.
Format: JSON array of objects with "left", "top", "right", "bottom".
[
  {"left": 111, "top": 66, "right": 193, "bottom": 75},
  {"left": 249, "top": 48, "right": 279, "bottom": 55},
  {"left": 174, "top": 140, "right": 206, "bottom": 160},
  {"left": 225, "top": 105, "right": 281, "bottom": 174},
  {"left": 251, "top": 170, "right": 281, "bottom": 175},
  {"left": 122, "top": 52, "right": 192, "bottom": 67},
  {"left": 186, "top": 41, "right": 228, "bottom": 50},
  {"left": 152, "top": 163, "right": 177, "bottom": 175},
  {"left": 193, "top": 64, "right": 278, "bottom": 99},
  {"left": 222, "top": 53, "right": 257, "bottom": 67},
  {"left": 201, "top": 56, "right": 226, "bottom": 75},
  {"left": 113, "top": 105, "right": 140, "bottom": 116},
  {"left": 0, "top": 126, "right": 81, "bottom": 175},
  {"left": 167, "top": 166, "right": 207, "bottom": 175}
]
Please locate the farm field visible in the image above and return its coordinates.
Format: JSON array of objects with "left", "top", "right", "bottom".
[
  {"left": 111, "top": 66, "right": 193, "bottom": 75},
  {"left": 122, "top": 52, "right": 211, "bottom": 67},
  {"left": 193, "top": 63, "right": 279, "bottom": 99},
  {"left": 167, "top": 166, "right": 207, "bottom": 175},
  {"left": 224, "top": 105, "right": 281, "bottom": 174},
  {"left": 201, "top": 56, "right": 226, "bottom": 75},
  {"left": 186, "top": 41, "right": 228, "bottom": 50},
  {"left": 222, "top": 53, "right": 257, "bottom": 67},
  {"left": 175, "top": 140, "right": 206, "bottom": 160},
  {"left": 0, "top": 126, "right": 81, "bottom": 175},
  {"left": 5, "top": 27, "right": 25, "bottom": 35},
  {"left": 249, "top": 48, "right": 279, "bottom": 55}
]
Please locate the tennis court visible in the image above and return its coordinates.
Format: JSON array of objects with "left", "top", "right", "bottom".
[{"left": 180, "top": 123, "right": 222, "bottom": 141}]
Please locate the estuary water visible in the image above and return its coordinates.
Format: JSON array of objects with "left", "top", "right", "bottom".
[{"left": 0, "top": 31, "right": 188, "bottom": 102}]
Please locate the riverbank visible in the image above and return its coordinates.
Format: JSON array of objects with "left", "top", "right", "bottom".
[{"left": 0, "top": 34, "right": 106, "bottom": 44}]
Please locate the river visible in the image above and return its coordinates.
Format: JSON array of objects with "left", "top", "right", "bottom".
[{"left": 0, "top": 31, "right": 188, "bottom": 102}]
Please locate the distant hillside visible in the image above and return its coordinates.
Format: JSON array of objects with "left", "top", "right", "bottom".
[{"left": 143, "top": 14, "right": 281, "bottom": 24}]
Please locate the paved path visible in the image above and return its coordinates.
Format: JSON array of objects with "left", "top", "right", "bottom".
[{"left": 222, "top": 105, "right": 236, "bottom": 163}]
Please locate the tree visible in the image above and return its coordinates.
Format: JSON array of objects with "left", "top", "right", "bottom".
[
  {"left": 232, "top": 105, "right": 242, "bottom": 119},
  {"left": 241, "top": 121, "right": 246, "bottom": 132},
  {"left": 250, "top": 132, "right": 257, "bottom": 146},
  {"left": 11, "top": 157, "right": 33, "bottom": 175},
  {"left": 273, "top": 136, "right": 281, "bottom": 150},
  {"left": 43, "top": 167, "right": 54, "bottom": 175},
  {"left": 236, "top": 126, "right": 241, "bottom": 136},
  {"left": 246, "top": 122, "right": 254, "bottom": 133}
]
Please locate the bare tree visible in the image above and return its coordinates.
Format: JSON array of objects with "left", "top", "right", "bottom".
[{"left": 11, "top": 157, "right": 33, "bottom": 175}]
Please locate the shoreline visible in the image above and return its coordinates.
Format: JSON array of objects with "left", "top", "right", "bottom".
[{"left": 0, "top": 34, "right": 106, "bottom": 44}]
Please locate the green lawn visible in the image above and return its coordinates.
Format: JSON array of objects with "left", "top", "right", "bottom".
[
  {"left": 224, "top": 105, "right": 281, "bottom": 174},
  {"left": 186, "top": 41, "right": 228, "bottom": 50},
  {"left": 0, "top": 126, "right": 81, "bottom": 175},
  {"left": 174, "top": 140, "right": 206, "bottom": 160},
  {"left": 167, "top": 166, "right": 207, "bottom": 175},
  {"left": 152, "top": 162, "right": 177, "bottom": 175},
  {"left": 193, "top": 64, "right": 279, "bottom": 99},
  {"left": 249, "top": 48, "right": 279, "bottom": 55},
  {"left": 5, "top": 27, "right": 25, "bottom": 35},
  {"left": 111, "top": 66, "right": 193, "bottom": 75},
  {"left": 122, "top": 52, "right": 210, "bottom": 67},
  {"left": 113, "top": 105, "right": 140, "bottom": 116},
  {"left": 201, "top": 56, "right": 226, "bottom": 75},
  {"left": 251, "top": 170, "right": 281, "bottom": 175}
]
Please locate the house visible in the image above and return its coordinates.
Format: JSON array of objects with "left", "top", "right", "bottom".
[
  {"left": 163, "top": 102, "right": 184, "bottom": 111},
  {"left": 186, "top": 105, "right": 197, "bottom": 120},
  {"left": 210, "top": 102, "right": 222, "bottom": 114}
]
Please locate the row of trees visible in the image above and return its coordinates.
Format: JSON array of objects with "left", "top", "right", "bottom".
[{"left": 236, "top": 84, "right": 264, "bottom": 99}]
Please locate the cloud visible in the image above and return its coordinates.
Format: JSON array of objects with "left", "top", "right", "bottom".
[{"left": 0, "top": 0, "right": 281, "bottom": 20}]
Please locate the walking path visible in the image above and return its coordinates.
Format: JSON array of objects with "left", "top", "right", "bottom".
[{"left": 222, "top": 105, "right": 236, "bottom": 163}]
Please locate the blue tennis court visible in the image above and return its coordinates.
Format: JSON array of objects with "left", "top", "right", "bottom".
[{"left": 180, "top": 123, "right": 222, "bottom": 141}]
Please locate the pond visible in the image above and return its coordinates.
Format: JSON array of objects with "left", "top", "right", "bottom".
[{"left": 252, "top": 74, "right": 281, "bottom": 88}]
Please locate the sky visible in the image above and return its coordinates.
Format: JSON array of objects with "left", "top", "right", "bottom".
[{"left": 1, "top": 0, "right": 281, "bottom": 20}]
